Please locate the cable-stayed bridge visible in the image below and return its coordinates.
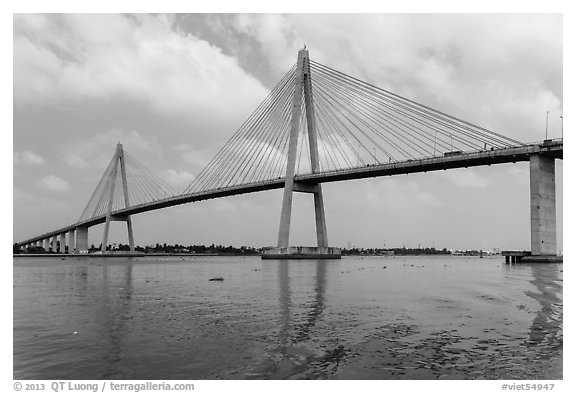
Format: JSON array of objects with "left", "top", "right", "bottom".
[{"left": 15, "top": 49, "right": 563, "bottom": 258}]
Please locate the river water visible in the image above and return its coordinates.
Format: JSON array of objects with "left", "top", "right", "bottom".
[{"left": 13, "top": 255, "right": 562, "bottom": 380}]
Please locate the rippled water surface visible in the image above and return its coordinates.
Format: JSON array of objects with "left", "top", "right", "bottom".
[{"left": 13, "top": 255, "right": 562, "bottom": 380}]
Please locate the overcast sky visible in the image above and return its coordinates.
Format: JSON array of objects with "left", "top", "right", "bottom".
[{"left": 13, "top": 13, "right": 563, "bottom": 251}]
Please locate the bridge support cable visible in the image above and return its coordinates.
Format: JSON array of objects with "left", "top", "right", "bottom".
[
  {"left": 312, "top": 72, "right": 435, "bottom": 159},
  {"left": 309, "top": 59, "right": 523, "bottom": 147},
  {"left": 182, "top": 64, "right": 298, "bottom": 194},
  {"left": 304, "top": 59, "right": 524, "bottom": 169},
  {"left": 311, "top": 68, "right": 482, "bottom": 158},
  {"left": 78, "top": 153, "right": 118, "bottom": 221}
]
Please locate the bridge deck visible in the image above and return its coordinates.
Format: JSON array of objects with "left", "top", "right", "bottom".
[{"left": 17, "top": 140, "right": 562, "bottom": 246}]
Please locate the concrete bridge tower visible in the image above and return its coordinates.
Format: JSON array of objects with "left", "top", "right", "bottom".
[
  {"left": 264, "top": 49, "right": 340, "bottom": 259},
  {"left": 529, "top": 152, "right": 558, "bottom": 256}
]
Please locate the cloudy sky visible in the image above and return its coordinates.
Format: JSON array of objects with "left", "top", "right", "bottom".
[{"left": 13, "top": 13, "right": 563, "bottom": 251}]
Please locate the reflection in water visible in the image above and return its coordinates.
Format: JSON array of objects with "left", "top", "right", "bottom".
[
  {"left": 73, "top": 265, "right": 89, "bottom": 297},
  {"left": 525, "top": 264, "right": 562, "bottom": 347},
  {"left": 493, "top": 262, "right": 563, "bottom": 379},
  {"left": 294, "top": 260, "right": 327, "bottom": 342},
  {"left": 278, "top": 261, "right": 291, "bottom": 352},
  {"left": 98, "top": 264, "right": 133, "bottom": 378},
  {"left": 264, "top": 260, "right": 339, "bottom": 379},
  {"left": 278, "top": 260, "right": 327, "bottom": 349}
]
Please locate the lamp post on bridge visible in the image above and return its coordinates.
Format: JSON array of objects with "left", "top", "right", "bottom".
[{"left": 545, "top": 110, "right": 549, "bottom": 140}]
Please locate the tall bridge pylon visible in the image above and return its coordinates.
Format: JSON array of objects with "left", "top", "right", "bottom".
[
  {"left": 75, "top": 143, "right": 176, "bottom": 253},
  {"left": 102, "top": 143, "right": 134, "bottom": 252},
  {"left": 278, "top": 49, "right": 328, "bottom": 249}
]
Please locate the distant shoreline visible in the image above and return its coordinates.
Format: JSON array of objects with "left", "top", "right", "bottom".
[
  {"left": 13, "top": 253, "right": 234, "bottom": 258},
  {"left": 13, "top": 253, "right": 494, "bottom": 259}
]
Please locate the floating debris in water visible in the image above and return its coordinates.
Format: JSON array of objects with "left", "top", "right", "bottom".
[{"left": 209, "top": 277, "right": 224, "bottom": 282}]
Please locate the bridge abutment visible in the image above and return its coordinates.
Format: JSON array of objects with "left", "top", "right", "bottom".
[{"left": 529, "top": 154, "right": 557, "bottom": 256}]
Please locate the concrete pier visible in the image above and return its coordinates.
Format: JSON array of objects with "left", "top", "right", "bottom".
[
  {"left": 262, "top": 246, "right": 341, "bottom": 259},
  {"left": 67, "top": 230, "right": 75, "bottom": 253},
  {"left": 530, "top": 154, "right": 557, "bottom": 255},
  {"left": 503, "top": 250, "right": 531, "bottom": 263},
  {"left": 43, "top": 239, "right": 49, "bottom": 252},
  {"left": 76, "top": 227, "right": 89, "bottom": 253},
  {"left": 59, "top": 233, "right": 66, "bottom": 253},
  {"left": 502, "top": 250, "right": 561, "bottom": 263}
]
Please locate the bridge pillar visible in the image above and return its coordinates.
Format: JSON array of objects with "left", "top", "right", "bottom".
[
  {"left": 126, "top": 216, "right": 135, "bottom": 251},
  {"left": 67, "top": 230, "right": 75, "bottom": 254},
  {"left": 76, "top": 227, "right": 89, "bottom": 253},
  {"left": 530, "top": 154, "right": 557, "bottom": 255},
  {"left": 59, "top": 233, "right": 66, "bottom": 253},
  {"left": 43, "top": 238, "right": 50, "bottom": 252}
]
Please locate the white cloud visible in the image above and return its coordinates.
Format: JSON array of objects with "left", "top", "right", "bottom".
[
  {"left": 13, "top": 14, "right": 268, "bottom": 131},
  {"left": 164, "top": 169, "right": 195, "bottom": 189},
  {"left": 506, "top": 166, "right": 529, "bottom": 185},
  {"left": 93, "top": 129, "right": 162, "bottom": 155},
  {"left": 233, "top": 14, "right": 298, "bottom": 74},
  {"left": 448, "top": 171, "right": 490, "bottom": 189},
  {"left": 65, "top": 129, "right": 163, "bottom": 169},
  {"left": 64, "top": 153, "right": 89, "bottom": 168},
  {"left": 38, "top": 175, "right": 70, "bottom": 192},
  {"left": 171, "top": 143, "right": 213, "bottom": 172},
  {"left": 13, "top": 186, "right": 40, "bottom": 205},
  {"left": 360, "top": 178, "right": 442, "bottom": 209},
  {"left": 14, "top": 150, "right": 46, "bottom": 165},
  {"left": 14, "top": 186, "right": 68, "bottom": 208}
]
